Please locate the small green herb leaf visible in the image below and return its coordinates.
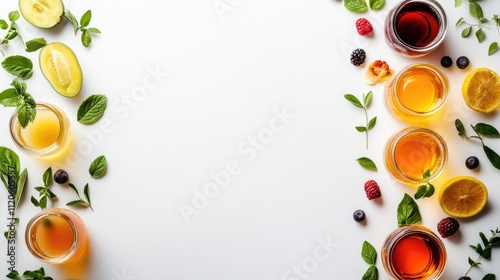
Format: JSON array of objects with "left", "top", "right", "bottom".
[
  {"left": 0, "top": 19, "right": 7, "bottom": 29},
  {"left": 89, "top": 155, "right": 107, "bottom": 177},
  {"left": 397, "top": 193, "right": 421, "bottom": 227},
  {"left": 80, "top": 10, "right": 92, "bottom": 28},
  {"left": 474, "top": 123, "right": 500, "bottom": 137},
  {"left": 482, "top": 274, "right": 496, "bottom": 280},
  {"left": 356, "top": 126, "right": 367, "bottom": 132},
  {"left": 369, "top": 0, "right": 384, "bottom": 10},
  {"left": 344, "top": 94, "right": 363, "bottom": 108},
  {"left": 25, "top": 37, "right": 47, "bottom": 52},
  {"left": 8, "top": 11, "right": 19, "bottom": 22},
  {"left": 356, "top": 157, "right": 377, "bottom": 171},
  {"left": 0, "top": 146, "right": 20, "bottom": 175},
  {"left": 66, "top": 199, "right": 89, "bottom": 207},
  {"left": 462, "top": 26, "right": 472, "bottom": 37},
  {"left": 2, "top": 55, "right": 33, "bottom": 79},
  {"left": 15, "top": 168, "right": 27, "bottom": 207},
  {"left": 77, "top": 94, "right": 107, "bottom": 124},
  {"left": 455, "top": 118, "right": 467, "bottom": 137},
  {"left": 0, "top": 88, "right": 19, "bottom": 107},
  {"left": 469, "top": 1, "right": 484, "bottom": 19},
  {"left": 363, "top": 91, "right": 373, "bottom": 107},
  {"left": 483, "top": 145, "right": 500, "bottom": 170},
  {"left": 368, "top": 117, "right": 377, "bottom": 130},
  {"left": 361, "top": 265, "right": 378, "bottom": 280},
  {"left": 65, "top": 10, "right": 79, "bottom": 34},
  {"left": 42, "top": 167, "right": 52, "bottom": 186},
  {"left": 476, "top": 28, "right": 486, "bottom": 43},
  {"left": 81, "top": 30, "right": 92, "bottom": 47},
  {"left": 456, "top": 17, "right": 464, "bottom": 26},
  {"left": 455, "top": 0, "right": 462, "bottom": 7},
  {"left": 361, "top": 241, "right": 377, "bottom": 265},
  {"left": 489, "top": 42, "right": 499, "bottom": 56},
  {"left": 414, "top": 185, "right": 427, "bottom": 199},
  {"left": 344, "top": 0, "right": 369, "bottom": 13},
  {"left": 422, "top": 169, "right": 431, "bottom": 179}
]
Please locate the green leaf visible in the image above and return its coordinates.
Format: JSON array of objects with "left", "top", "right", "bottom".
[
  {"left": 15, "top": 92, "right": 37, "bottom": 128},
  {"left": 30, "top": 196, "right": 39, "bottom": 207},
  {"left": 25, "top": 37, "right": 47, "bottom": 52},
  {"left": 87, "top": 27, "right": 101, "bottom": 34},
  {"left": 8, "top": 11, "right": 19, "bottom": 22},
  {"left": 39, "top": 195, "right": 47, "bottom": 209},
  {"left": 483, "top": 145, "right": 500, "bottom": 170},
  {"left": 422, "top": 169, "right": 431, "bottom": 179},
  {"left": 369, "top": 0, "right": 384, "bottom": 10},
  {"left": 42, "top": 167, "right": 52, "bottom": 186},
  {"left": 356, "top": 126, "right": 367, "bottom": 132},
  {"left": 482, "top": 274, "right": 496, "bottom": 280},
  {"left": 462, "top": 26, "right": 472, "bottom": 37},
  {"left": 2, "top": 55, "right": 33, "bottom": 79},
  {"left": 344, "top": 0, "right": 369, "bottom": 13},
  {"left": 368, "top": 117, "right": 377, "bottom": 130},
  {"left": 361, "top": 265, "right": 378, "bottom": 280},
  {"left": 0, "top": 20, "right": 8, "bottom": 29},
  {"left": 475, "top": 123, "right": 500, "bottom": 137},
  {"left": 426, "top": 183, "right": 435, "bottom": 197},
  {"left": 77, "top": 94, "right": 107, "bottom": 124},
  {"left": 81, "top": 30, "right": 92, "bottom": 47},
  {"left": 414, "top": 185, "right": 427, "bottom": 199},
  {"left": 489, "top": 42, "right": 499, "bottom": 56},
  {"left": 469, "top": 1, "right": 484, "bottom": 19},
  {"left": 65, "top": 10, "right": 79, "bottom": 34},
  {"left": 0, "top": 146, "right": 20, "bottom": 175},
  {"left": 456, "top": 17, "right": 465, "bottom": 26},
  {"left": 363, "top": 91, "right": 372, "bottom": 107},
  {"left": 15, "top": 168, "right": 27, "bottom": 207},
  {"left": 83, "top": 183, "right": 91, "bottom": 204},
  {"left": 361, "top": 241, "right": 377, "bottom": 265},
  {"left": 68, "top": 183, "right": 80, "bottom": 195},
  {"left": 0, "top": 88, "right": 19, "bottom": 107},
  {"left": 468, "top": 256, "right": 479, "bottom": 267},
  {"left": 356, "top": 157, "right": 377, "bottom": 171},
  {"left": 476, "top": 28, "right": 486, "bottom": 43},
  {"left": 455, "top": 0, "right": 462, "bottom": 7},
  {"left": 397, "top": 193, "right": 421, "bottom": 227},
  {"left": 455, "top": 118, "right": 466, "bottom": 137},
  {"left": 66, "top": 199, "right": 90, "bottom": 207},
  {"left": 89, "top": 155, "right": 107, "bottom": 177},
  {"left": 80, "top": 10, "right": 92, "bottom": 28},
  {"left": 344, "top": 94, "right": 364, "bottom": 108}
]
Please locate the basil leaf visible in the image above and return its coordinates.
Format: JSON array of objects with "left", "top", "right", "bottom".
[
  {"left": 476, "top": 28, "right": 486, "bottom": 43},
  {"left": 87, "top": 27, "right": 101, "bottom": 34},
  {"left": 469, "top": 2, "right": 483, "bottom": 19},
  {"left": 0, "top": 19, "right": 8, "bottom": 30},
  {"left": 81, "top": 30, "right": 92, "bottom": 47},
  {"left": 80, "top": 10, "right": 92, "bottom": 28},
  {"left": 77, "top": 94, "right": 107, "bottom": 124},
  {"left": 1, "top": 55, "right": 33, "bottom": 79},
  {"left": 475, "top": 123, "right": 500, "bottom": 137},
  {"left": 456, "top": 17, "right": 464, "bottom": 27},
  {"left": 462, "top": 26, "right": 472, "bottom": 37},
  {"left": 455, "top": 118, "right": 466, "bottom": 137},
  {"left": 397, "top": 193, "right": 421, "bottom": 227},
  {"left": 25, "top": 37, "right": 47, "bottom": 52},
  {"left": 0, "top": 146, "right": 20, "bottom": 175},
  {"left": 89, "top": 155, "right": 106, "bottom": 177},
  {"left": 42, "top": 167, "right": 52, "bottom": 186},
  {"left": 356, "top": 157, "right": 377, "bottom": 171},
  {"left": 15, "top": 168, "right": 27, "bottom": 207},
  {"left": 65, "top": 10, "right": 79, "bottom": 34},
  {"left": 8, "top": 11, "right": 19, "bottom": 22},
  {"left": 344, "top": 94, "right": 363, "bottom": 108},
  {"left": 414, "top": 185, "right": 427, "bottom": 199},
  {"left": 369, "top": 0, "right": 384, "bottom": 10},
  {"left": 361, "top": 241, "right": 377, "bottom": 265},
  {"left": 361, "top": 265, "right": 378, "bottom": 280},
  {"left": 483, "top": 145, "right": 500, "bottom": 170},
  {"left": 344, "top": 0, "right": 369, "bottom": 13},
  {"left": 489, "top": 42, "right": 499, "bottom": 56},
  {"left": 16, "top": 97, "right": 37, "bottom": 128},
  {"left": 0, "top": 88, "right": 19, "bottom": 107}
]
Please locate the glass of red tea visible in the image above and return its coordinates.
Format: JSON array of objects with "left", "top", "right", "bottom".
[{"left": 384, "top": 0, "right": 447, "bottom": 57}]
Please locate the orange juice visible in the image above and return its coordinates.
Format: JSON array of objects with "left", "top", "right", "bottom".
[
  {"left": 20, "top": 109, "right": 61, "bottom": 149},
  {"left": 26, "top": 208, "right": 88, "bottom": 264},
  {"left": 385, "top": 127, "right": 447, "bottom": 185},
  {"left": 386, "top": 63, "right": 449, "bottom": 122}
]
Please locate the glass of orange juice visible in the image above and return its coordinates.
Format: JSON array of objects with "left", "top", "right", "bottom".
[
  {"left": 385, "top": 63, "right": 449, "bottom": 123},
  {"left": 25, "top": 208, "right": 88, "bottom": 264},
  {"left": 10, "top": 103, "right": 71, "bottom": 158},
  {"left": 382, "top": 225, "right": 447, "bottom": 280},
  {"left": 385, "top": 127, "right": 448, "bottom": 185}
]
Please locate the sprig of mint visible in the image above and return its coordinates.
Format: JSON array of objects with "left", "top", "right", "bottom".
[
  {"left": 0, "top": 11, "right": 22, "bottom": 50},
  {"left": 344, "top": 91, "right": 377, "bottom": 149},
  {"left": 455, "top": 118, "right": 500, "bottom": 169},
  {"left": 356, "top": 157, "right": 378, "bottom": 171},
  {"left": 361, "top": 241, "right": 378, "bottom": 280},
  {"left": 397, "top": 193, "right": 422, "bottom": 227},
  {"left": 463, "top": 228, "right": 500, "bottom": 279},
  {"left": 0, "top": 79, "right": 36, "bottom": 128},
  {"left": 414, "top": 169, "right": 435, "bottom": 199},
  {"left": 343, "top": 0, "right": 385, "bottom": 13},
  {"left": 89, "top": 155, "right": 107, "bottom": 178},
  {"left": 67, "top": 183, "right": 93, "bottom": 211},
  {"left": 31, "top": 167, "right": 57, "bottom": 210},
  {"left": 2, "top": 55, "right": 33, "bottom": 79},
  {"left": 6, "top": 267, "right": 53, "bottom": 280},
  {"left": 77, "top": 94, "right": 107, "bottom": 124},
  {"left": 65, "top": 10, "right": 101, "bottom": 47},
  {"left": 455, "top": 1, "right": 500, "bottom": 55}
]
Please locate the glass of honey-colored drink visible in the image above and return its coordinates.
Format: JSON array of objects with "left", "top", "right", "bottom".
[
  {"left": 382, "top": 225, "right": 447, "bottom": 280},
  {"left": 385, "top": 63, "right": 449, "bottom": 123},
  {"left": 385, "top": 127, "right": 447, "bottom": 185},
  {"left": 25, "top": 208, "right": 88, "bottom": 264},
  {"left": 10, "top": 103, "right": 71, "bottom": 158}
]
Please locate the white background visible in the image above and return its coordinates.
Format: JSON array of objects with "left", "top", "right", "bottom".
[{"left": 1, "top": 0, "right": 500, "bottom": 279}]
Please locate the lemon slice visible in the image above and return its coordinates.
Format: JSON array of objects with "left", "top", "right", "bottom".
[
  {"left": 462, "top": 67, "right": 500, "bottom": 113},
  {"left": 438, "top": 176, "right": 488, "bottom": 218}
]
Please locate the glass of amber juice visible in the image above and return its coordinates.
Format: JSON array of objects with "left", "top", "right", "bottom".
[
  {"left": 10, "top": 103, "right": 71, "bottom": 158},
  {"left": 385, "top": 127, "right": 447, "bottom": 185},
  {"left": 382, "top": 225, "right": 447, "bottom": 279},
  {"left": 25, "top": 208, "right": 88, "bottom": 264},
  {"left": 385, "top": 63, "right": 449, "bottom": 123},
  {"left": 385, "top": 0, "right": 447, "bottom": 57}
]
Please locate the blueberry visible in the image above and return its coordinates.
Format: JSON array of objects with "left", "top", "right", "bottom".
[
  {"left": 458, "top": 277, "right": 471, "bottom": 280},
  {"left": 53, "top": 169, "right": 69, "bottom": 184},
  {"left": 353, "top": 209, "right": 366, "bottom": 222},
  {"left": 440, "top": 56, "right": 452, "bottom": 68},
  {"left": 457, "top": 56, "right": 470, "bottom": 69},
  {"left": 465, "top": 156, "right": 479, "bottom": 170}
]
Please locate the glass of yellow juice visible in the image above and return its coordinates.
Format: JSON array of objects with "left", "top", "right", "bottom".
[
  {"left": 25, "top": 208, "right": 88, "bottom": 264},
  {"left": 10, "top": 103, "right": 71, "bottom": 158},
  {"left": 382, "top": 225, "right": 447, "bottom": 280},
  {"left": 385, "top": 127, "right": 447, "bottom": 185},
  {"left": 385, "top": 63, "right": 449, "bottom": 123}
]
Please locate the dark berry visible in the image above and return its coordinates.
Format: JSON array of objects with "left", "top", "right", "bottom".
[
  {"left": 355, "top": 18, "right": 373, "bottom": 36},
  {"left": 458, "top": 277, "right": 471, "bottom": 280},
  {"left": 465, "top": 156, "right": 480, "bottom": 170},
  {"left": 457, "top": 56, "right": 470, "bottom": 69},
  {"left": 353, "top": 209, "right": 366, "bottom": 222},
  {"left": 364, "top": 180, "right": 381, "bottom": 200},
  {"left": 437, "top": 217, "right": 460, "bottom": 238},
  {"left": 440, "top": 56, "right": 452, "bottom": 68},
  {"left": 53, "top": 169, "right": 69, "bottom": 184},
  {"left": 350, "top": 48, "right": 366, "bottom": 66}
]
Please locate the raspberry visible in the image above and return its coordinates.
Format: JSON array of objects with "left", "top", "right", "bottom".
[
  {"left": 355, "top": 18, "right": 373, "bottom": 36},
  {"left": 364, "top": 180, "right": 381, "bottom": 200},
  {"left": 437, "top": 217, "right": 460, "bottom": 238},
  {"left": 350, "top": 48, "right": 366, "bottom": 66}
]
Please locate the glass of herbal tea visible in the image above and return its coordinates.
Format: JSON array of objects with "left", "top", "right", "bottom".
[
  {"left": 385, "top": 0, "right": 447, "bottom": 57},
  {"left": 382, "top": 225, "right": 447, "bottom": 280}
]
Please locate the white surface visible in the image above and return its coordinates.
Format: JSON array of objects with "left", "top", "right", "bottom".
[{"left": 1, "top": 0, "right": 500, "bottom": 279}]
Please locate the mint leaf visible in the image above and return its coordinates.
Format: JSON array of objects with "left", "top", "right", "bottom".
[
  {"left": 469, "top": 2, "right": 483, "bottom": 19},
  {"left": 476, "top": 28, "right": 486, "bottom": 43},
  {"left": 77, "top": 94, "right": 107, "bottom": 124},
  {"left": 80, "top": 10, "right": 92, "bottom": 28},
  {"left": 89, "top": 155, "right": 106, "bottom": 178},
  {"left": 344, "top": 0, "right": 369, "bottom": 13},
  {"left": 397, "top": 193, "right": 421, "bottom": 227},
  {"left": 0, "top": 146, "right": 20, "bottom": 175},
  {"left": 8, "top": 11, "right": 19, "bottom": 22},
  {"left": 362, "top": 265, "right": 378, "bottom": 280},
  {"left": 361, "top": 241, "right": 377, "bottom": 265},
  {"left": 414, "top": 185, "right": 427, "bottom": 199},
  {"left": 369, "top": 0, "right": 384, "bottom": 10},
  {"left": 356, "top": 157, "right": 377, "bottom": 171},
  {"left": 42, "top": 167, "right": 52, "bottom": 187},
  {"left": 489, "top": 42, "right": 499, "bottom": 56},
  {"left": 2, "top": 55, "right": 33, "bottom": 79},
  {"left": 0, "top": 88, "right": 19, "bottom": 106},
  {"left": 25, "top": 37, "right": 47, "bottom": 52}
]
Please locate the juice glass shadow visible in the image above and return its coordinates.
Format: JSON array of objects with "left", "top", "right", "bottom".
[
  {"left": 385, "top": 63, "right": 449, "bottom": 123},
  {"left": 25, "top": 208, "right": 88, "bottom": 264},
  {"left": 382, "top": 225, "right": 447, "bottom": 280},
  {"left": 385, "top": 127, "right": 447, "bottom": 185},
  {"left": 10, "top": 103, "right": 71, "bottom": 158},
  {"left": 385, "top": 0, "right": 447, "bottom": 57}
]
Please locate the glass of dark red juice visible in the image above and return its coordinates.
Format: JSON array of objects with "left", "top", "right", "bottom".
[{"left": 384, "top": 0, "right": 447, "bottom": 57}]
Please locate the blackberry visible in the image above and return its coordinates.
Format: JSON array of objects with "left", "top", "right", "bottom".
[
  {"left": 53, "top": 169, "right": 69, "bottom": 184},
  {"left": 440, "top": 56, "right": 452, "bottom": 68},
  {"left": 350, "top": 48, "right": 366, "bottom": 66},
  {"left": 465, "top": 156, "right": 479, "bottom": 170},
  {"left": 353, "top": 209, "right": 366, "bottom": 222},
  {"left": 457, "top": 56, "right": 470, "bottom": 69},
  {"left": 437, "top": 217, "right": 460, "bottom": 238}
]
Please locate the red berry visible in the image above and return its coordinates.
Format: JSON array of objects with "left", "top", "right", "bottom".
[
  {"left": 437, "top": 217, "right": 460, "bottom": 238},
  {"left": 356, "top": 18, "right": 373, "bottom": 36},
  {"left": 364, "top": 180, "right": 381, "bottom": 200}
]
